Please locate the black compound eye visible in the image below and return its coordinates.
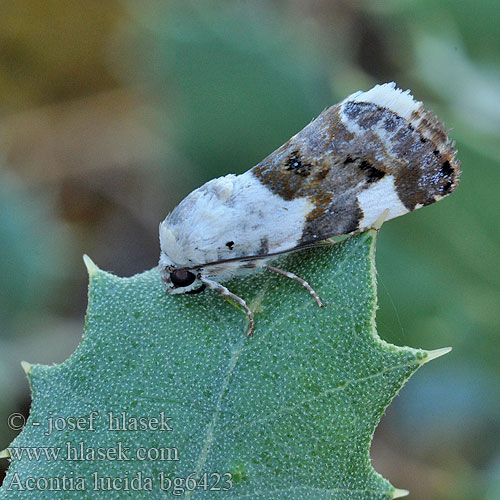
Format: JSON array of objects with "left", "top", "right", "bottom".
[{"left": 170, "top": 269, "right": 196, "bottom": 287}]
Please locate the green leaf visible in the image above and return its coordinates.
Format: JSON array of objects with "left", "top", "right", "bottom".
[{"left": 1, "top": 230, "right": 447, "bottom": 499}]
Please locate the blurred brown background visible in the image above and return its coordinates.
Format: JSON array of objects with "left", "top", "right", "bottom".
[{"left": 0, "top": 1, "right": 499, "bottom": 498}]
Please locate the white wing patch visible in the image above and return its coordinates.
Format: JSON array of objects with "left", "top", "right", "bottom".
[
  {"left": 357, "top": 175, "right": 409, "bottom": 229},
  {"left": 345, "top": 82, "right": 422, "bottom": 120},
  {"left": 160, "top": 171, "right": 313, "bottom": 268}
]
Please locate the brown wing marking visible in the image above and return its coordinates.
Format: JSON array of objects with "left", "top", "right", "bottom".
[{"left": 252, "top": 100, "right": 460, "bottom": 246}]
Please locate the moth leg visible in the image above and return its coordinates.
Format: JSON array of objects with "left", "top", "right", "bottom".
[
  {"left": 200, "top": 277, "right": 255, "bottom": 337},
  {"left": 265, "top": 266, "right": 324, "bottom": 308}
]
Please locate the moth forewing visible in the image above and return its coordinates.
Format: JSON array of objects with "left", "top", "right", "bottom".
[{"left": 159, "top": 82, "right": 460, "bottom": 337}]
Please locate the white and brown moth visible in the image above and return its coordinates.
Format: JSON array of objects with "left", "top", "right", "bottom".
[{"left": 159, "top": 82, "right": 460, "bottom": 336}]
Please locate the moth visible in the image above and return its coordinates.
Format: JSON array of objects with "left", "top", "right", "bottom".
[{"left": 158, "top": 83, "right": 460, "bottom": 336}]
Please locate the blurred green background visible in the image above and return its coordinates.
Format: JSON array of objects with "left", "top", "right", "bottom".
[{"left": 0, "top": 1, "right": 498, "bottom": 498}]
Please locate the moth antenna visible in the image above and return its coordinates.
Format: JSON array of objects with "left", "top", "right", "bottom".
[
  {"left": 265, "top": 265, "right": 324, "bottom": 307},
  {"left": 200, "top": 277, "right": 255, "bottom": 337}
]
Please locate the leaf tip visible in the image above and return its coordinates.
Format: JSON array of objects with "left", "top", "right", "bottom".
[
  {"left": 423, "top": 346, "right": 452, "bottom": 364},
  {"left": 393, "top": 488, "right": 410, "bottom": 498},
  {"left": 20, "top": 360, "right": 33, "bottom": 375},
  {"left": 371, "top": 208, "right": 390, "bottom": 231},
  {"left": 0, "top": 449, "right": 11, "bottom": 459},
  {"left": 83, "top": 254, "right": 100, "bottom": 277},
  {"left": 249, "top": 290, "right": 265, "bottom": 314}
]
